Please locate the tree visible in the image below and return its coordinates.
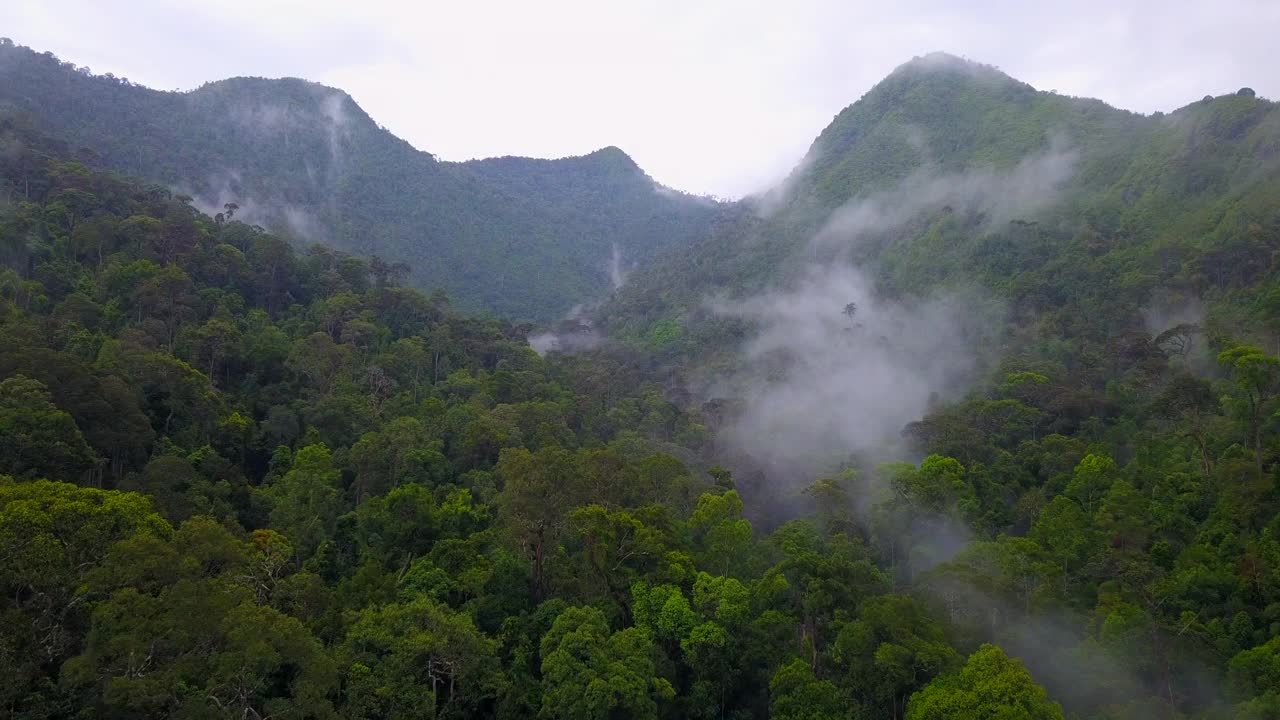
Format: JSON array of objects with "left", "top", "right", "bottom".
[
  {"left": 682, "top": 572, "right": 756, "bottom": 719},
  {"left": 131, "top": 263, "right": 196, "bottom": 349},
  {"left": 1029, "top": 495, "right": 1100, "bottom": 574},
  {"left": 769, "top": 658, "right": 848, "bottom": 720},
  {"left": 905, "top": 644, "right": 1063, "bottom": 720},
  {"left": 688, "top": 490, "right": 753, "bottom": 576},
  {"left": 288, "top": 331, "right": 352, "bottom": 396},
  {"left": 192, "top": 316, "right": 242, "bottom": 381},
  {"left": 0, "top": 480, "right": 169, "bottom": 712},
  {"left": 67, "top": 578, "right": 338, "bottom": 719},
  {"left": 265, "top": 444, "right": 343, "bottom": 566},
  {"left": 568, "top": 505, "right": 668, "bottom": 621},
  {"left": 496, "top": 446, "right": 581, "bottom": 602},
  {"left": 890, "top": 455, "right": 977, "bottom": 517},
  {"left": 118, "top": 453, "right": 236, "bottom": 523},
  {"left": 352, "top": 482, "right": 440, "bottom": 572},
  {"left": 631, "top": 582, "right": 696, "bottom": 647},
  {"left": 0, "top": 374, "right": 97, "bottom": 481},
  {"left": 1064, "top": 453, "right": 1116, "bottom": 515},
  {"left": 832, "top": 595, "right": 959, "bottom": 720},
  {"left": 539, "top": 606, "right": 670, "bottom": 720},
  {"left": 342, "top": 597, "right": 501, "bottom": 720},
  {"left": 765, "top": 522, "right": 889, "bottom": 674},
  {"left": 804, "top": 473, "right": 856, "bottom": 536},
  {"left": 0, "top": 349, "right": 153, "bottom": 480},
  {"left": 347, "top": 416, "right": 446, "bottom": 501},
  {"left": 1218, "top": 345, "right": 1280, "bottom": 476},
  {"left": 1228, "top": 636, "right": 1280, "bottom": 718},
  {"left": 1150, "top": 373, "right": 1218, "bottom": 477}
]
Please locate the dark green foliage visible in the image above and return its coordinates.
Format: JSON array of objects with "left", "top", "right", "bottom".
[{"left": 0, "top": 38, "right": 720, "bottom": 321}]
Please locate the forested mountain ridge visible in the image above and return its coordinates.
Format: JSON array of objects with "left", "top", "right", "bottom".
[
  {"left": 600, "top": 52, "right": 1280, "bottom": 361},
  {"left": 0, "top": 38, "right": 720, "bottom": 320}
]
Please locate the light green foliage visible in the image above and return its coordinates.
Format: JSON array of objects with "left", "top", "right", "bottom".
[
  {"left": 645, "top": 318, "right": 682, "bottom": 350},
  {"left": 539, "top": 606, "right": 667, "bottom": 720},
  {"left": 1228, "top": 636, "right": 1280, "bottom": 706},
  {"left": 631, "top": 582, "right": 697, "bottom": 643},
  {"left": 906, "top": 644, "right": 1063, "bottom": 720},
  {"left": 0, "top": 479, "right": 168, "bottom": 712},
  {"left": 0, "top": 479, "right": 170, "bottom": 594},
  {"left": 891, "top": 455, "right": 977, "bottom": 516},
  {"left": 689, "top": 489, "right": 754, "bottom": 575},
  {"left": 1217, "top": 345, "right": 1280, "bottom": 473},
  {"left": 265, "top": 443, "right": 342, "bottom": 565},
  {"left": 342, "top": 597, "right": 501, "bottom": 720},
  {"left": 692, "top": 572, "right": 752, "bottom": 626},
  {"left": 1064, "top": 453, "right": 1116, "bottom": 515}
]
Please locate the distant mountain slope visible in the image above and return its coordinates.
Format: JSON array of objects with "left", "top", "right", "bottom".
[
  {"left": 600, "top": 53, "right": 1280, "bottom": 363},
  {"left": 0, "top": 39, "right": 720, "bottom": 320}
]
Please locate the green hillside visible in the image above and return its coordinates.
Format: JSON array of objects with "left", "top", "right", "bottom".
[
  {"left": 0, "top": 38, "right": 720, "bottom": 320},
  {"left": 601, "top": 53, "right": 1280, "bottom": 364}
]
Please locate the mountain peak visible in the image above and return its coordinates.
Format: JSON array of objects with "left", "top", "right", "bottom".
[
  {"left": 884, "top": 52, "right": 1021, "bottom": 88},
  {"left": 188, "top": 76, "right": 370, "bottom": 125},
  {"left": 897, "top": 51, "right": 988, "bottom": 69},
  {"left": 582, "top": 145, "right": 640, "bottom": 171},
  {"left": 786, "top": 53, "right": 1097, "bottom": 210}
]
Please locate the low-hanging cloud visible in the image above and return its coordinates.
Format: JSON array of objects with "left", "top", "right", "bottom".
[
  {"left": 709, "top": 141, "right": 1073, "bottom": 484},
  {"left": 710, "top": 264, "right": 994, "bottom": 476},
  {"left": 185, "top": 169, "right": 328, "bottom": 244},
  {"left": 528, "top": 304, "right": 605, "bottom": 355},
  {"left": 811, "top": 140, "right": 1077, "bottom": 252}
]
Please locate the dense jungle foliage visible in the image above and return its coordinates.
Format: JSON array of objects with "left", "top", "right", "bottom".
[{"left": 2, "top": 48, "right": 1280, "bottom": 720}]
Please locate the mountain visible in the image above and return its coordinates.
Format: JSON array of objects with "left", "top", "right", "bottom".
[
  {"left": 0, "top": 38, "right": 720, "bottom": 320},
  {"left": 600, "top": 52, "right": 1280, "bottom": 362}
]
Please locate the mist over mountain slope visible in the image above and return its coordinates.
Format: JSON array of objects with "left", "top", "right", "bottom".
[
  {"left": 601, "top": 52, "right": 1279, "bottom": 360},
  {"left": 0, "top": 39, "right": 720, "bottom": 320},
  {"left": 595, "top": 49, "right": 1280, "bottom": 540}
]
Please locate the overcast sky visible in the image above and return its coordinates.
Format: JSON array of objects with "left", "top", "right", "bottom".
[{"left": 4, "top": 0, "right": 1278, "bottom": 197}]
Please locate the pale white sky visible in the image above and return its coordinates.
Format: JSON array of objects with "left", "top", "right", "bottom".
[{"left": 3, "top": 0, "right": 1277, "bottom": 197}]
